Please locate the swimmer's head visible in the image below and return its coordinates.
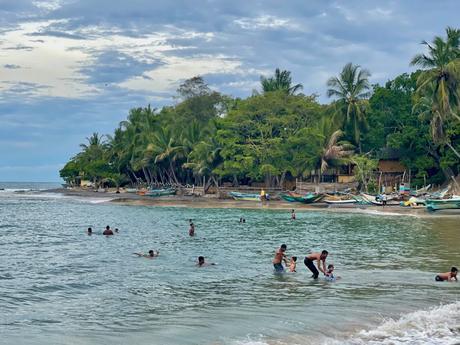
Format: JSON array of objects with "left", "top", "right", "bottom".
[
  {"left": 327, "top": 264, "right": 334, "bottom": 272},
  {"left": 106, "top": 225, "right": 110, "bottom": 230},
  {"left": 321, "top": 250, "right": 329, "bottom": 259},
  {"left": 149, "top": 250, "right": 154, "bottom": 256},
  {"left": 87, "top": 227, "right": 92, "bottom": 233},
  {"left": 115, "top": 228, "right": 119, "bottom": 233},
  {"left": 280, "top": 244, "right": 287, "bottom": 252},
  {"left": 291, "top": 256, "right": 297, "bottom": 262},
  {"left": 198, "top": 256, "right": 205, "bottom": 265},
  {"left": 452, "top": 267, "right": 458, "bottom": 276}
]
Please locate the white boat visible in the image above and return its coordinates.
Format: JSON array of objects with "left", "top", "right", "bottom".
[{"left": 324, "top": 199, "right": 357, "bottom": 205}]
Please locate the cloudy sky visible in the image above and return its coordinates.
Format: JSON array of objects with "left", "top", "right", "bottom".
[{"left": 0, "top": 0, "right": 458, "bottom": 181}]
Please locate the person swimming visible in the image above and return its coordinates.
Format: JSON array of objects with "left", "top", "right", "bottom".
[
  {"left": 103, "top": 225, "right": 114, "bottom": 236},
  {"left": 304, "top": 250, "right": 328, "bottom": 279},
  {"left": 134, "top": 250, "right": 159, "bottom": 259},
  {"left": 273, "top": 244, "right": 288, "bottom": 273},
  {"left": 435, "top": 267, "right": 458, "bottom": 281},
  {"left": 291, "top": 209, "right": 296, "bottom": 220},
  {"left": 324, "top": 264, "right": 338, "bottom": 281},
  {"left": 197, "top": 256, "right": 215, "bottom": 267},
  {"left": 87, "top": 227, "right": 92, "bottom": 235}
]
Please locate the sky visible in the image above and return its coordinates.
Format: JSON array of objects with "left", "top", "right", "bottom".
[{"left": 0, "top": 0, "right": 459, "bottom": 182}]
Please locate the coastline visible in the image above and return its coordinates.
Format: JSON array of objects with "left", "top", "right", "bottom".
[{"left": 42, "top": 188, "right": 459, "bottom": 218}]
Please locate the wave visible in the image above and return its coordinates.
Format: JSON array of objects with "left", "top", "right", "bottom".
[
  {"left": 326, "top": 302, "right": 460, "bottom": 345},
  {"left": 233, "top": 302, "right": 460, "bottom": 345}
]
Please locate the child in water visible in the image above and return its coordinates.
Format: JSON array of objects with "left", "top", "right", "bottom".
[
  {"left": 435, "top": 267, "right": 458, "bottom": 281},
  {"left": 324, "top": 264, "right": 339, "bottom": 281},
  {"left": 291, "top": 209, "right": 296, "bottom": 220},
  {"left": 289, "top": 256, "right": 297, "bottom": 272}
]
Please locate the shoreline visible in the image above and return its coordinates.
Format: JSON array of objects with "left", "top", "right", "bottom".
[{"left": 41, "top": 188, "right": 460, "bottom": 218}]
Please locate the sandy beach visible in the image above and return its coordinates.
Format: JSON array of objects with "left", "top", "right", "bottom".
[{"left": 43, "top": 188, "right": 460, "bottom": 218}]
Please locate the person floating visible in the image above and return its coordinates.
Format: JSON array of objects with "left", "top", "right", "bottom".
[
  {"left": 291, "top": 209, "right": 296, "bottom": 220},
  {"left": 103, "top": 225, "right": 114, "bottom": 236},
  {"left": 197, "top": 256, "right": 215, "bottom": 267},
  {"left": 289, "top": 256, "right": 297, "bottom": 272},
  {"left": 189, "top": 220, "right": 195, "bottom": 237},
  {"left": 87, "top": 227, "right": 92, "bottom": 235},
  {"left": 304, "top": 250, "right": 328, "bottom": 279},
  {"left": 435, "top": 267, "right": 458, "bottom": 282},
  {"left": 272, "top": 244, "right": 288, "bottom": 273},
  {"left": 134, "top": 250, "right": 159, "bottom": 259}
]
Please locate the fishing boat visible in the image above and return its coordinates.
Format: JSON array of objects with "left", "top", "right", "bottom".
[
  {"left": 125, "top": 188, "right": 138, "bottom": 193},
  {"left": 280, "top": 191, "right": 324, "bottom": 204},
  {"left": 360, "top": 193, "right": 383, "bottom": 205},
  {"left": 229, "top": 192, "right": 261, "bottom": 201},
  {"left": 324, "top": 199, "right": 358, "bottom": 205},
  {"left": 426, "top": 197, "right": 460, "bottom": 212},
  {"left": 145, "top": 188, "right": 176, "bottom": 197}
]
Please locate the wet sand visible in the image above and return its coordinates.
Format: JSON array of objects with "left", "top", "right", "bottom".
[{"left": 43, "top": 188, "right": 460, "bottom": 218}]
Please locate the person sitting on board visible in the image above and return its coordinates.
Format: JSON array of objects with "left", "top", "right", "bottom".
[
  {"left": 273, "top": 244, "right": 288, "bottom": 273},
  {"left": 304, "top": 250, "right": 328, "bottom": 279},
  {"left": 435, "top": 267, "right": 458, "bottom": 282},
  {"left": 291, "top": 209, "right": 296, "bottom": 220},
  {"left": 197, "top": 256, "right": 215, "bottom": 267},
  {"left": 289, "top": 256, "right": 297, "bottom": 272},
  {"left": 87, "top": 227, "right": 93, "bottom": 235},
  {"left": 103, "top": 225, "right": 114, "bottom": 236},
  {"left": 134, "top": 250, "right": 159, "bottom": 259}
]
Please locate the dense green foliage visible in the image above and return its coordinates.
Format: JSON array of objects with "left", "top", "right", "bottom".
[{"left": 61, "top": 28, "right": 460, "bottom": 189}]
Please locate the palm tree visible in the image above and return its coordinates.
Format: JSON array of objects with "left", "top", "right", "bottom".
[
  {"left": 411, "top": 27, "right": 460, "bottom": 122},
  {"left": 260, "top": 68, "right": 303, "bottom": 95},
  {"left": 411, "top": 26, "right": 460, "bottom": 159},
  {"left": 327, "top": 63, "right": 371, "bottom": 151}
]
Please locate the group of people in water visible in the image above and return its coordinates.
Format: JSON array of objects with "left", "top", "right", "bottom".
[{"left": 86, "top": 210, "right": 458, "bottom": 280}]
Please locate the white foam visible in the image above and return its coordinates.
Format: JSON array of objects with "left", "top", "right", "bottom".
[{"left": 327, "top": 302, "right": 460, "bottom": 345}]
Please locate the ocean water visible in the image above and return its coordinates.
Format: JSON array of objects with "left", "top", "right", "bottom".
[{"left": 1, "top": 183, "right": 459, "bottom": 345}]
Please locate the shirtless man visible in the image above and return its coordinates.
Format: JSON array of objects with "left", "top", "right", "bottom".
[
  {"left": 134, "top": 250, "right": 159, "bottom": 259},
  {"left": 272, "top": 244, "right": 288, "bottom": 273},
  {"left": 103, "top": 225, "right": 114, "bottom": 236},
  {"left": 435, "top": 267, "right": 458, "bottom": 282},
  {"left": 304, "top": 250, "right": 328, "bottom": 279}
]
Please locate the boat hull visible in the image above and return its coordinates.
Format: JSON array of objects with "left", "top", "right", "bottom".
[
  {"left": 229, "top": 192, "right": 261, "bottom": 202},
  {"left": 426, "top": 198, "right": 460, "bottom": 212}
]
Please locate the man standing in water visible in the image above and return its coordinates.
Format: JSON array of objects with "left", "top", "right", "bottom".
[
  {"left": 189, "top": 220, "right": 195, "bottom": 237},
  {"left": 304, "top": 250, "right": 328, "bottom": 279},
  {"left": 273, "top": 244, "right": 288, "bottom": 273},
  {"left": 103, "top": 225, "right": 114, "bottom": 236}
]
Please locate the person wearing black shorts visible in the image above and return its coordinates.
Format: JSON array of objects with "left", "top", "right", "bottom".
[{"left": 304, "top": 250, "right": 328, "bottom": 279}]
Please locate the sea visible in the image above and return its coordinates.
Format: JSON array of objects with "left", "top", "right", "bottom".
[{"left": 1, "top": 182, "right": 459, "bottom": 345}]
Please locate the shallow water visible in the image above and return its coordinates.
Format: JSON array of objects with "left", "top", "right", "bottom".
[{"left": 1, "top": 183, "right": 459, "bottom": 345}]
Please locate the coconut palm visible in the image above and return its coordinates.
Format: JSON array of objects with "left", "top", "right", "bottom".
[
  {"left": 327, "top": 63, "right": 371, "bottom": 151},
  {"left": 411, "top": 26, "right": 460, "bottom": 122},
  {"left": 260, "top": 68, "right": 303, "bottom": 95}
]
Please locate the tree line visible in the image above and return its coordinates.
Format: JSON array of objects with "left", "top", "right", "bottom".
[{"left": 60, "top": 27, "right": 460, "bottom": 191}]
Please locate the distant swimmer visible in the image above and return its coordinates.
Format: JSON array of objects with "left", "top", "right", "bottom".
[
  {"left": 134, "top": 250, "right": 159, "bottom": 259},
  {"left": 435, "top": 267, "right": 458, "bottom": 282},
  {"left": 189, "top": 221, "right": 195, "bottom": 237},
  {"left": 103, "top": 225, "right": 114, "bottom": 236},
  {"left": 273, "top": 244, "right": 288, "bottom": 273},
  {"left": 239, "top": 217, "right": 246, "bottom": 223},
  {"left": 87, "top": 227, "right": 93, "bottom": 235},
  {"left": 289, "top": 256, "right": 297, "bottom": 272},
  {"left": 197, "top": 256, "right": 215, "bottom": 267},
  {"left": 114, "top": 228, "right": 119, "bottom": 233},
  {"left": 291, "top": 209, "right": 296, "bottom": 220},
  {"left": 304, "top": 250, "right": 328, "bottom": 279}
]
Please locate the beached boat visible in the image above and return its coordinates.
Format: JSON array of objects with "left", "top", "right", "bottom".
[
  {"left": 125, "top": 188, "right": 138, "bottom": 193},
  {"left": 324, "top": 199, "right": 358, "bottom": 205},
  {"left": 229, "top": 192, "right": 261, "bottom": 201},
  {"left": 426, "top": 197, "right": 460, "bottom": 212},
  {"left": 280, "top": 192, "right": 324, "bottom": 204},
  {"left": 145, "top": 188, "right": 176, "bottom": 197}
]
